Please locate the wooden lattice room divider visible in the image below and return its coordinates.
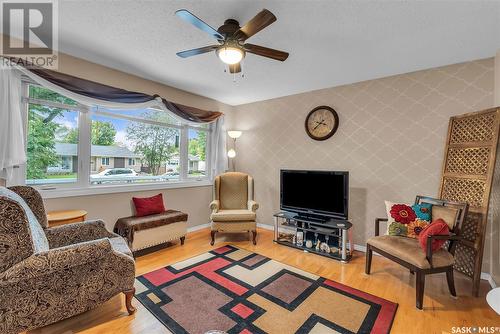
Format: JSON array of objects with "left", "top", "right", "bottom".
[{"left": 439, "top": 107, "right": 500, "bottom": 296}]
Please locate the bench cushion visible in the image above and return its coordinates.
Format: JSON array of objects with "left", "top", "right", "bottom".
[
  {"left": 115, "top": 210, "right": 188, "bottom": 230},
  {"left": 367, "top": 235, "right": 454, "bottom": 269},
  {"left": 114, "top": 210, "right": 188, "bottom": 248}
]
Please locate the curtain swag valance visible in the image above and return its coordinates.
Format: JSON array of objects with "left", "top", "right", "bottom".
[{"left": 7, "top": 57, "right": 223, "bottom": 123}]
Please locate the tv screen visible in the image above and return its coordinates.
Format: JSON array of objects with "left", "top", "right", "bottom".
[{"left": 280, "top": 170, "right": 348, "bottom": 219}]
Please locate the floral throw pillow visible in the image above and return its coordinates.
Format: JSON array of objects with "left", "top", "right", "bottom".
[{"left": 385, "top": 201, "right": 432, "bottom": 238}]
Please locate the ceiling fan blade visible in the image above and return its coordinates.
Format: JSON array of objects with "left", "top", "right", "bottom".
[
  {"left": 228, "top": 63, "right": 241, "bottom": 74},
  {"left": 244, "top": 43, "right": 289, "bottom": 61},
  {"left": 175, "top": 9, "right": 224, "bottom": 41},
  {"left": 176, "top": 45, "right": 219, "bottom": 58},
  {"left": 233, "top": 9, "right": 276, "bottom": 41}
]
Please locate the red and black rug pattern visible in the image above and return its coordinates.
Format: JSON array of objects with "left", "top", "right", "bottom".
[{"left": 135, "top": 245, "right": 397, "bottom": 334}]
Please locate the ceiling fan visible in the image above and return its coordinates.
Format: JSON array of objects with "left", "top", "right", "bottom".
[{"left": 175, "top": 8, "right": 289, "bottom": 74}]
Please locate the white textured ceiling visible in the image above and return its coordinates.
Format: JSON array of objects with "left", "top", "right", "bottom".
[{"left": 56, "top": 0, "right": 500, "bottom": 106}]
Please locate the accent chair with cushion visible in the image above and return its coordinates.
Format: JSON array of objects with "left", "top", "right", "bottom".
[
  {"left": 365, "top": 195, "right": 468, "bottom": 309},
  {"left": 210, "top": 172, "right": 259, "bottom": 245},
  {"left": 0, "top": 186, "right": 136, "bottom": 334}
]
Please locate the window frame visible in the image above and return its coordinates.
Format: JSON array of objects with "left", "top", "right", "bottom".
[{"left": 20, "top": 81, "right": 213, "bottom": 198}]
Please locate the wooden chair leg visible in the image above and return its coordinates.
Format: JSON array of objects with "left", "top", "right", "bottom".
[
  {"left": 365, "top": 245, "right": 372, "bottom": 274},
  {"left": 446, "top": 268, "right": 457, "bottom": 297},
  {"left": 416, "top": 271, "right": 425, "bottom": 310},
  {"left": 180, "top": 236, "right": 185, "bottom": 245},
  {"left": 252, "top": 230, "right": 257, "bottom": 245},
  {"left": 123, "top": 288, "right": 136, "bottom": 315},
  {"left": 210, "top": 230, "right": 216, "bottom": 246}
]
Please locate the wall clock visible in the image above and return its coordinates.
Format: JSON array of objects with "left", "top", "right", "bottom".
[{"left": 305, "top": 106, "right": 339, "bottom": 141}]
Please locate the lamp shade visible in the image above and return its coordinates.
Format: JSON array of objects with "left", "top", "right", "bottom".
[
  {"left": 227, "top": 149, "right": 236, "bottom": 158},
  {"left": 227, "top": 130, "right": 242, "bottom": 139}
]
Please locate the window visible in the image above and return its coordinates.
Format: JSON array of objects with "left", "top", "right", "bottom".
[
  {"left": 188, "top": 128, "right": 207, "bottom": 178},
  {"left": 22, "top": 83, "right": 212, "bottom": 193},
  {"left": 90, "top": 107, "right": 181, "bottom": 185},
  {"left": 25, "top": 86, "right": 80, "bottom": 185}
]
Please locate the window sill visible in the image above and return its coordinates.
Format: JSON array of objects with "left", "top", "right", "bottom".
[{"left": 39, "top": 180, "right": 212, "bottom": 199}]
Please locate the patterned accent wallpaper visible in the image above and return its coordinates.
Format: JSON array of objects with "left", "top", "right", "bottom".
[{"left": 230, "top": 58, "right": 495, "bottom": 250}]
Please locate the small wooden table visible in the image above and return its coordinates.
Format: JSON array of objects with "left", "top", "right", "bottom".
[{"left": 47, "top": 210, "right": 87, "bottom": 227}]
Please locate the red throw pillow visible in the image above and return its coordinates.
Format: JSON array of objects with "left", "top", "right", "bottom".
[
  {"left": 132, "top": 193, "right": 165, "bottom": 217},
  {"left": 418, "top": 219, "right": 450, "bottom": 252}
]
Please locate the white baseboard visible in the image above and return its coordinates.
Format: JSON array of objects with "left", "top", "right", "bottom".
[
  {"left": 197, "top": 223, "right": 498, "bottom": 288},
  {"left": 481, "top": 272, "right": 498, "bottom": 288},
  {"left": 187, "top": 223, "right": 209, "bottom": 232},
  {"left": 354, "top": 244, "right": 366, "bottom": 252},
  {"left": 257, "top": 223, "right": 274, "bottom": 231}
]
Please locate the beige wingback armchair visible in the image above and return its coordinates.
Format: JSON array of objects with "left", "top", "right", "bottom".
[
  {"left": 0, "top": 186, "right": 136, "bottom": 334},
  {"left": 210, "top": 172, "right": 259, "bottom": 245}
]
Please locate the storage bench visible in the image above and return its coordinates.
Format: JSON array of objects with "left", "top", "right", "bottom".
[{"left": 114, "top": 210, "right": 188, "bottom": 253}]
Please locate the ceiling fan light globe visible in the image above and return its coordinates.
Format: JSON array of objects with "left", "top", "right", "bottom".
[{"left": 217, "top": 46, "right": 244, "bottom": 65}]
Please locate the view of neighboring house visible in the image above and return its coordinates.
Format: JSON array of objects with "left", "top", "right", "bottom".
[
  {"left": 50, "top": 143, "right": 204, "bottom": 175},
  {"left": 49, "top": 143, "right": 142, "bottom": 174},
  {"left": 166, "top": 154, "right": 201, "bottom": 173}
]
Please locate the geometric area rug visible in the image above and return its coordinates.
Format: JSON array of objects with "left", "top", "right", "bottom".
[{"left": 135, "top": 245, "right": 398, "bottom": 334}]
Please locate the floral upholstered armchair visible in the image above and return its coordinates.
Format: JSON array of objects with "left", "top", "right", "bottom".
[
  {"left": 0, "top": 186, "right": 136, "bottom": 334},
  {"left": 210, "top": 172, "right": 259, "bottom": 245}
]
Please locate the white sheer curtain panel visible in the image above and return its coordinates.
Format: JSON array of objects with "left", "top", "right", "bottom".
[
  {"left": 210, "top": 116, "right": 228, "bottom": 178},
  {"left": 0, "top": 62, "right": 25, "bottom": 182}
]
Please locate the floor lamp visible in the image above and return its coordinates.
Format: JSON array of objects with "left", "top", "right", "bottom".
[{"left": 227, "top": 130, "right": 242, "bottom": 172}]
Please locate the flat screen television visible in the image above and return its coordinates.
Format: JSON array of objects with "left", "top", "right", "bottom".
[{"left": 280, "top": 169, "right": 349, "bottom": 220}]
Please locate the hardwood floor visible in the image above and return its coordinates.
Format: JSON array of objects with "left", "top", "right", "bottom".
[{"left": 30, "top": 228, "right": 498, "bottom": 334}]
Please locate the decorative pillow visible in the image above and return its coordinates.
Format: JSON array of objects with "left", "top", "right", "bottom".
[
  {"left": 132, "top": 193, "right": 165, "bottom": 217},
  {"left": 431, "top": 205, "right": 459, "bottom": 230},
  {"left": 385, "top": 201, "right": 432, "bottom": 238},
  {"left": 418, "top": 219, "right": 450, "bottom": 252}
]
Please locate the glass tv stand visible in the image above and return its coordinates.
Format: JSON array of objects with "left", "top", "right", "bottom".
[{"left": 273, "top": 211, "right": 353, "bottom": 262}]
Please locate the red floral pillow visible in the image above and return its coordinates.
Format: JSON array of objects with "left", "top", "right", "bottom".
[
  {"left": 132, "top": 193, "right": 165, "bottom": 217},
  {"left": 390, "top": 203, "right": 416, "bottom": 224},
  {"left": 418, "top": 219, "right": 450, "bottom": 252}
]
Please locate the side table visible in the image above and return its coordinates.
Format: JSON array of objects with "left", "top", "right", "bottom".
[{"left": 47, "top": 209, "right": 88, "bottom": 227}]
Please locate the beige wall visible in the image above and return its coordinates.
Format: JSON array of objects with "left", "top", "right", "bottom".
[
  {"left": 55, "top": 52, "right": 230, "bottom": 111},
  {"left": 231, "top": 59, "right": 495, "bottom": 257},
  {"left": 45, "top": 186, "right": 212, "bottom": 230}
]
